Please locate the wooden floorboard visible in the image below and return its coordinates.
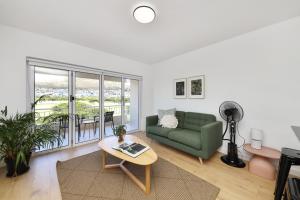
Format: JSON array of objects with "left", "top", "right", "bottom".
[{"left": 0, "top": 132, "right": 276, "bottom": 200}]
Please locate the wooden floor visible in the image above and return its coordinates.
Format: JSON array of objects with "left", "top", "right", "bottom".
[{"left": 0, "top": 132, "right": 276, "bottom": 200}]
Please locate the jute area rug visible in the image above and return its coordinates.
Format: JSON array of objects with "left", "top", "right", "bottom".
[{"left": 57, "top": 150, "right": 220, "bottom": 200}]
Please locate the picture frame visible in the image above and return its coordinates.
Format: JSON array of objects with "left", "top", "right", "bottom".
[
  {"left": 187, "top": 75, "right": 205, "bottom": 99},
  {"left": 174, "top": 78, "right": 186, "bottom": 98}
]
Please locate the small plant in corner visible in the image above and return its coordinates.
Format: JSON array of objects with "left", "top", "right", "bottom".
[
  {"left": 0, "top": 96, "right": 62, "bottom": 177},
  {"left": 113, "top": 125, "right": 127, "bottom": 142}
]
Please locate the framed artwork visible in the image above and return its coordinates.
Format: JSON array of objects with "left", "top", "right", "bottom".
[
  {"left": 187, "top": 75, "right": 205, "bottom": 98},
  {"left": 174, "top": 78, "right": 186, "bottom": 98}
]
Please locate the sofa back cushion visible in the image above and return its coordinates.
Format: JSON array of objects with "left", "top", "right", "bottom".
[
  {"left": 175, "top": 111, "right": 185, "bottom": 128},
  {"left": 183, "top": 112, "right": 216, "bottom": 131}
]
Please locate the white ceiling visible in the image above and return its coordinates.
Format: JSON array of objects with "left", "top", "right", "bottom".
[{"left": 0, "top": 0, "right": 300, "bottom": 64}]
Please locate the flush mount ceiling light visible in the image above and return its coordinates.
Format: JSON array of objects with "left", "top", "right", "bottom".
[{"left": 133, "top": 6, "right": 156, "bottom": 24}]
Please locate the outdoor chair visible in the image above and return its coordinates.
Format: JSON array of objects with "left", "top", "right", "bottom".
[
  {"left": 58, "top": 114, "right": 81, "bottom": 139},
  {"left": 104, "top": 111, "right": 114, "bottom": 136}
]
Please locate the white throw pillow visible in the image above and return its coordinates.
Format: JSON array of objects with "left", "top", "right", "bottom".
[
  {"left": 160, "top": 115, "right": 178, "bottom": 128},
  {"left": 158, "top": 108, "right": 176, "bottom": 125}
]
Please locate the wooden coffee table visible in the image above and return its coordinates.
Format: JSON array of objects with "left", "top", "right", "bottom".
[{"left": 98, "top": 135, "right": 158, "bottom": 194}]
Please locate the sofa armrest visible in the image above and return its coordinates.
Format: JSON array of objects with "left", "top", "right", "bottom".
[
  {"left": 200, "top": 121, "right": 223, "bottom": 159},
  {"left": 146, "top": 115, "right": 158, "bottom": 128}
]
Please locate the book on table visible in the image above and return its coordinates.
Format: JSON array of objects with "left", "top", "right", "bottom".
[{"left": 112, "top": 140, "right": 150, "bottom": 158}]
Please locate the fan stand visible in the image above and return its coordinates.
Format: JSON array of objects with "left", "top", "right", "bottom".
[{"left": 221, "top": 120, "right": 245, "bottom": 168}]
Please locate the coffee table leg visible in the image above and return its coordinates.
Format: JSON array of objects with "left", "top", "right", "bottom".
[
  {"left": 145, "top": 165, "right": 151, "bottom": 194},
  {"left": 102, "top": 151, "right": 123, "bottom": 169},
  {"left": 101, "top": 151, "right": 152, "bottom": 194},
  {"left": 102, "top": 151, "right": 107, "bottom": 169}
]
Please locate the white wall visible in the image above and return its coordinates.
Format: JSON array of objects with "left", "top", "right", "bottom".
[
  {"left": 1, "top": 16, "right": 300, "bottom": 173},
  {"left": 0, "top": 24, "right": 153, "bottom": 130},
  {"left": 152, "top": 17, "right": 300, "bottom": 160}
]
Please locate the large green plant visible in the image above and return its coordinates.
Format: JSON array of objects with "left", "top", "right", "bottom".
[{"left": 0, "top": 103, "right": 62, "bottom": 175}]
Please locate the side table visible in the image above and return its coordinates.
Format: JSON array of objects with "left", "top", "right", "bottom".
[{"left": 244, "top": 143, "right": 281, "bottom": 180}]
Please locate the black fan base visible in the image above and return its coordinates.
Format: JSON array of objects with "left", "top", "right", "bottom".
[{"left": 221, "top": 155, "right": 246, "bottom": 168}]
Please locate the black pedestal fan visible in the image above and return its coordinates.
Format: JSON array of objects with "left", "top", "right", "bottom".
[{"left": 219, "top": 101, "right": 245, "bottom": 168}]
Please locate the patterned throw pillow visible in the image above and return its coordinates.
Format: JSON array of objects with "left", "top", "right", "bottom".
[
  {"left": 160, "top": 115, "right": 178, "bottom": 128},
  {"left": 158, "top": 108, "right": 176, "bottom": 125}
]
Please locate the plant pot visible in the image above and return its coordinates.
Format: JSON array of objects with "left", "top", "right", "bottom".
[
  {"left": 118, "top": 134, "right": 124, "bottom": 143},
  {"left": 5, "top": 152, "right": 32, "bottom": 177}
]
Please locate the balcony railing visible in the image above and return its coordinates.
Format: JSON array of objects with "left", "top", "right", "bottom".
[{"left": 35, "top": 105, "right": 130, "bottom": 119}]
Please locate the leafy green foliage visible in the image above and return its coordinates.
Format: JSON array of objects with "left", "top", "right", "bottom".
[
  {"left": 113, "top": 124, "right": 126, "bottom": 137},
  {"left": 32, "top": 94, "right": 50, "bottom": 110},
  {"left": 37, "top": 95, "right": 129, "bottom": 103},
  {"left": 105, "top": 97, "right": 129, "bottom": 103},
  {"left": 0, "top": 103, "right": 62, "bottom": 176},
  {"left": 35, "top": 95, "right": 68, "bottom": 101},
  {"left": 1, "top": 106, "right": 7, "bottom": 116},
  {"left": 51, "top": 102, "right": 99, "bottom": 119}
]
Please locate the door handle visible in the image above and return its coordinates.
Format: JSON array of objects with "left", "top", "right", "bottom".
[{"left": 70, "top": 95, "right": 75, "bottom": 102}]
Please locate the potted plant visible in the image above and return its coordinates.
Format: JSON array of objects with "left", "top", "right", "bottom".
[
  {"left": 0, "top": 105, "right": 62, "bottom": 177},
  {"left": 113, "top": 125, "right": 127, "bottom": 142}
]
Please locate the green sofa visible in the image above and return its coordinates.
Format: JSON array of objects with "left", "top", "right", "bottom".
[{"left": 146, "top": 111, "right": 223, "bottom": 162}]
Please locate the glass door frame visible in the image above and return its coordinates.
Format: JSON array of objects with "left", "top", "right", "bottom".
[
  {"left": 102, "top": 74, "right": 141, "bottom": 138},
  {"left": 121, "top": 77, "right": 141, "bottom": 134},
  {"left": 28, "top": 66, "right": 73, "bottom": 153},
  {"left": 27, "top": 57, "right": 142, "bottom": 153},
  {"left": 71, "top": 71, "right": 103, "bottom": 147},
  {"left": 29, "top": 66, "right": 103, "bottom": 151},
  {"left": 102, "top": 74, "right": 123, "bottom": 138}
]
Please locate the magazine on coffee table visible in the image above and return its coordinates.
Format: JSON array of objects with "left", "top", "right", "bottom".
[{"left": 112, "top": 140, "right": 150, "bottom": 158}]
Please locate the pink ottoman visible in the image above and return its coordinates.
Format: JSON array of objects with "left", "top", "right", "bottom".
[{"left": 244, "top": 144, "right": 281, "bottom": 180}]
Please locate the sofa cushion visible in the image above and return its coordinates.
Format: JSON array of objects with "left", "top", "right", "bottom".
[
  {"left": 183, "top": 112, "right": 216, "bottom": 131},
  {"left": 161, "top": 115, "right": 178, "bottom": 128},
  {"left": 168, "top": 129, "right": 202, "bottom": 150},
  {"left": 158, "top": 108, "right": 176, "bottom": 125},
  {"left": 146, "top": 126, "right": 173, "bottom": 138},
  {"left": 175, "top": 111, "right": 185, "bottom": 128}
]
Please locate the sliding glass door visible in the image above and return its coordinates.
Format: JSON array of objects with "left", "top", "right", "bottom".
[
  {"left": 124, "top": 78, "right": 139, "bottom": 132},
  {"left": 103, "top": 76, "right": 140, "bottom": 136},
  {"left": 34, "top": 67, "right": 70, "bottom": 150},
  {"left": 103, "top": 76, "right": 122, "bottom": 136},
  {"left": 30, "top": 63, "right": 140, "bottom": 152},
  {"left": 74, "top": 72, "right": 100, "bottom": 144}
]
